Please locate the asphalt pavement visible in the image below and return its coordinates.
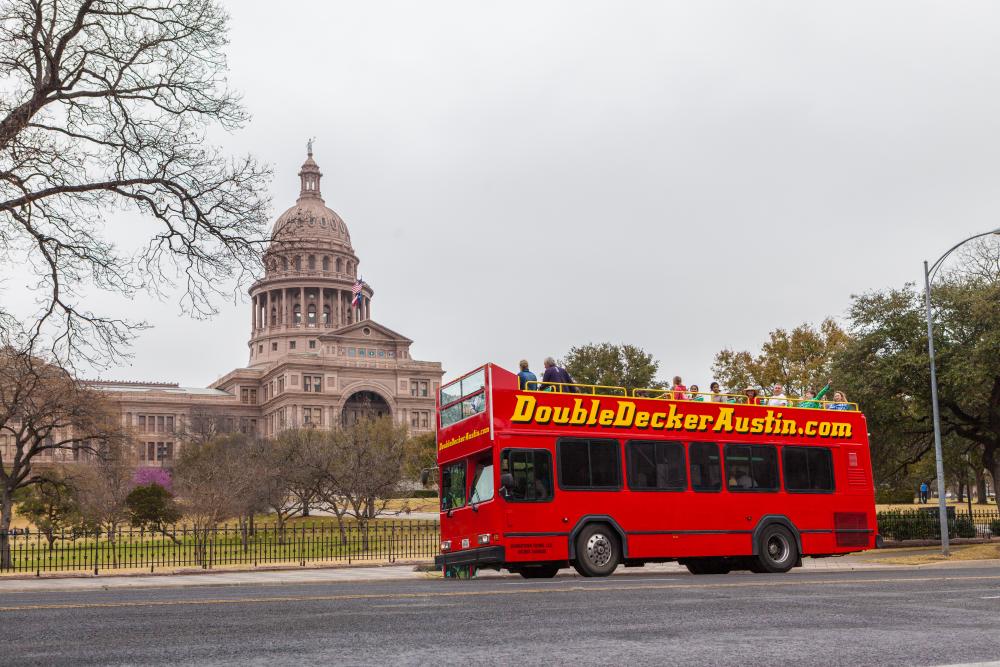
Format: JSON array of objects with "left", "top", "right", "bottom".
[{"left": 2, "top": 564, "right": 1000, "bottom": 666}]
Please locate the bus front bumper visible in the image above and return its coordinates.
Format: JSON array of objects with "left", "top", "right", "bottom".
[{"left": 434, "top": 546, "right": 505, "bottom": 568}]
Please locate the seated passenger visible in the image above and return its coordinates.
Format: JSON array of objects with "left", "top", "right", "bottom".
[
  {"left": 827, "top": 390, "right": 854, "bottom": 411},
  {"left": 743, "top": 387, "right": 761, "bottom": 405},
  {"left": 798, "top": 382, "right": 830, "bottom": 409},
  {"left": 690, "top": 384, "right": 704, "bottom": 401},
  {"left": 708, "top": 382, "right": 725, "bottom": 402},
  {"left": 767, "top": 383, "right": 788, "bottom": 407}
]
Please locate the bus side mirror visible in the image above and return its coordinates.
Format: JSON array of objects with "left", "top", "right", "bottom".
[{"left": 500, "top": 473, "right": 515, "bottom": 499}]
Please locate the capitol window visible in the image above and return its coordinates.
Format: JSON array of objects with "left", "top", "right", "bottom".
[
  {"left": 308, "top": 255, "right": 315, "bottom": 270},
  {"left": 290, "top": 341, "right": 296, "bottom": 350}
]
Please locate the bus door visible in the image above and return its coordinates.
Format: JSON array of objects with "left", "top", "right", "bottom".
[{"left": 499, "top": 447, "right": 563, "bottom": 561}]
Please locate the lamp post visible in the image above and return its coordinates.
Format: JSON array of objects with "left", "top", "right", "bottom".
[{"left": 924, "top": 227, "right": 1000, "bottom": 556}]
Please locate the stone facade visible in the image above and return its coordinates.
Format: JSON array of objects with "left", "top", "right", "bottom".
[{"left": 83, "top": 148, "right": 443, "bottom": 466}]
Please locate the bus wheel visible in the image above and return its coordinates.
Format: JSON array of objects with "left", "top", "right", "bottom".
[
  {"left": 685, "top": 558, "right": 730, "bottom": 575},
  {"left": 572, "top": 524, "right": 620, "bottom": 577},
  {"left": 753, "top": 525, "right": 798, "bottom": 573},
  {"left": 517, "top": 564, "right": 560, "bottom": 579}
]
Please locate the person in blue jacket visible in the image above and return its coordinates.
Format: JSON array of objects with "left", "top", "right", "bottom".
[{"left": 517, "top": 359, "right": 537, "bottom": 390}]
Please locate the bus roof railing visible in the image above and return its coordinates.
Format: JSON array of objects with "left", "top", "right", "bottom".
[
  {"left": 523, "top": 381, "right": 627, "bottom": 396},
  {"left": 631, "top": 387, "right": 859, "bottom": 411}
]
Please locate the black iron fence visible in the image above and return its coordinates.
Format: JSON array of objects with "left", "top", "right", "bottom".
[
  {"left": 0, "top": 520, "right": 440, "bottom": 575},
  {"left": 878, "top": 509, "right": 1000, "bottom": 542}
]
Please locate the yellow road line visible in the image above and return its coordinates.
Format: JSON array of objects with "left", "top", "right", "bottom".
[{"left": 3, "top": 574, "right": 1000, "bottom": 613}]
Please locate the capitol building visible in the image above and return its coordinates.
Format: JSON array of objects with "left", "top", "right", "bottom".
[{"left": 88, "top": 147, "right": 443, "bottom": 465}]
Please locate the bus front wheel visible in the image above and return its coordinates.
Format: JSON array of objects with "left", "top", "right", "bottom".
[
  {"left": 572, "top": 524, "right": 620, "bottom": 577},
  {"left": 753, "top": 525, "right": 798, "bottom": 573},
  {"left": 517, "top": 564, "right": 561, "bottom": 579}
]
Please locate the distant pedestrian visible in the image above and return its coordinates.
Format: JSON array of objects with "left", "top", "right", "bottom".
[
  {"left": 517, "top": 359, "right": 537, "bottom": 391},
  {"left": 919, "top": 481, "right": 929, "bottom": 504}
]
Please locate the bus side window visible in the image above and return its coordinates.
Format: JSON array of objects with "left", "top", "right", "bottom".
[
  {"left": 501, "top": 449, "right": 553, "bottom": 502},
  {"left": 689, "top": 442, "right": 721, "bottom": 492}
]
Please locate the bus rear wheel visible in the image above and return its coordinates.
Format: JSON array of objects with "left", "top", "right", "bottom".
[
  {"left": 753, "top": 525, "right": 798, "bottom": 573},
  {"left": 516, "top": 564, "right": 561, "bottom": 579},
  {"left": 572, "top": 524, "right": 620, "bottom": 577},
  {"left": 684, "top": 558, "right": 731, "bottom": 575}
]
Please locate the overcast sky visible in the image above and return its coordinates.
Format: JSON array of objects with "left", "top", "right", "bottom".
[{"left": 72, "top": 1, "right": 1000, "bottom": 388}]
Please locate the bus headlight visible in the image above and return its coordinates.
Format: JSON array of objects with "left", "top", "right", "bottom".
[
  {"left": 440, "top": 540, "right": 451, "bottom": 552},
  {"left": 477, "top": 533, "right": 491, "bottom": 545}
]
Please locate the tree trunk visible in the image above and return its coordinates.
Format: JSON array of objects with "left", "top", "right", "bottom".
[
  {"left": 991, "top": 460, "right": 1000, "bottom": 508},
  {"left": 976, "top": 470, "right": 988, "bottom": 504},
  {"left": 0, "top": 487, "right": 13, "bottom": 570},
  {"left": 956, "top": 481, "right": 965, "bottom": 503}
]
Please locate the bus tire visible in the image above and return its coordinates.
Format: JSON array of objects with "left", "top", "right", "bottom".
[
  {"left": 753, "top": 524, "right": 798, "bottom": 573},
  {"left": 685, "top": 558, "right": 731, "bottom": 575},
  {"left": 572, "top": 524, "right": 620, "bottom": 577},
  {"left": 517, "top": 564, "right": 560, "bottom": 579}
]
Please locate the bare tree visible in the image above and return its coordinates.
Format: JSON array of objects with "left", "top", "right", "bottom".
[
  {"left": 251, "top": 430, "right": 322, "bottom": 534},
  {"left": 310, "top": 417, "right": 410, "bottom": 549},
  {"left": 71, "top": 441, "right": 134, "bottom": 562},
  {"left": 0, "top": 344, "right": 126, "bottom": 566},
  {"left": 0, "top": 0, "right": 271, "bottom": 367},
  {"left": 172, "top": 433, "right": 258, "bottom": 563}
]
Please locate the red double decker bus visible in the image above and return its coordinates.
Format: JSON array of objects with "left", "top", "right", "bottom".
[{"left": 434, "top": 363, "right": 876, "bottom": 578}]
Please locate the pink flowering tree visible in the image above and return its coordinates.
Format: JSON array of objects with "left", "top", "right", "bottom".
[{"left": 132, "top": 468, "right": 172, "bottom": 492}]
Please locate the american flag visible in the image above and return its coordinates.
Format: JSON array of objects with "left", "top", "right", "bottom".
[{"left": 351, "top": 278, "right": 364, "bottom": 308}]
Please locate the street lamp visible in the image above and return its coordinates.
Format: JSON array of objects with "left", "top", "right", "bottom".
[{"left": 924, "top": 226, "right": 1000, "bottom": 556}]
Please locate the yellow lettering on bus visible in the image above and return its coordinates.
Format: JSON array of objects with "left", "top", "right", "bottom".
[
  {"left": 599, "top": 409, "right": 615, "bottom": 426},
  {"left": 535, "top": 406, "right": 552, "bottom": 424},
  {"left": 651, "top": 412, "right": 666, "bottom": 428},
  {"left": 713, "top": 407, "right": 734, "bottom": 432},
  {"left": 698, "top": 414, "right": 713, "bottom": 430},
  {"left": 665, "top": 404, "right": 683, "bottom": 430},
  {"left": 613, "top": 402, "right": 636, "bottom": 427},
  {"left": 552, "top": 406, "right": 570, "bottom": 425},
  {"left": 804, "top": 422, "right": 817, "bottom": 436},
  {"left": 635, "top": 411, "right": 650, "bottom": 428},
  {"left": 511, "top": 395, "right": 536, "bottom": 423},
  {"left": 831, "top": 423, "right": 852, "bottom": 438},
  {"left": 570, "top": 399, "right": 589, "bottom": 425},
  {"left": 684, "top": 413, "right": 699, "bottom": 430},
  {"left": 750, "top": 417, "right": 765, "bottom": 434}
]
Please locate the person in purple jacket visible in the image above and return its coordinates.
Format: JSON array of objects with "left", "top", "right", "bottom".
[{"left": 541, "top": 356, "right": 576, "bottom": 392}]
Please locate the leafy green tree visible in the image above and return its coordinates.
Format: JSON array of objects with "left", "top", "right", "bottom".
[
  {"left": 125, "top": 484, "right": 182, "bottom": 542},
  {"left": 712, "top": 319, "right": 850, "bottom": 396},
  {"left": 14, "top": 471, "right": 80, "bottom": 549},
  {"left": 833, "top": 239, "right": 1000, "bottom": 498},
  {"left": 563, "top": 343, "right": 663, "bottom": 390}
]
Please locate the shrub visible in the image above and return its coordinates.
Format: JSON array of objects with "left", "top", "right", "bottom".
[
  {"left": 990, "top": 518, "right": 1000, "bottom": 538},
  {"left": 952, "top": 515, "right": 977, "bottom": 539}
]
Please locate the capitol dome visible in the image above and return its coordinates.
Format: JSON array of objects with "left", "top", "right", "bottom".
[{"left": 270, "top": 149, "right": 353, "bottom": 250}]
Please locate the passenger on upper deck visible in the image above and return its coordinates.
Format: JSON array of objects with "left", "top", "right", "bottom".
[
  {"left": 767, "top": 384, "right": 788, "bottom": 407},
  {"left": 671, "top": 376, "right": 688, "bottom": 400},
  {"left": 798, "top": 382, "right": 831, "bottom": 409},
  {"left": 541, "top": 357, "right": 576, "bottom": 392},
  {"left": 828, "top": 390, "right": 854, "bottom": 411},
  {"left": 517, "top": 359, "right": 537, "bottom": 390},
  {"left": 708, "top": 382, "right": 725, "bottom": 402},
  {"left": 690, "top": 384, "right": 703, "bottom": 401},
  {"left": 743, "top": 387, "right": 762, "bottom": 405}
]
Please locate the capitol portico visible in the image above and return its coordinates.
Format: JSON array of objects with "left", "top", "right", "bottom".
[{"left": 82, "top": 147, "right": 443, "bottom": 466}]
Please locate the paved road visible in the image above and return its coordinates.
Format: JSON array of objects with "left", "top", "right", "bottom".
[{"left": 2, "top": 566, "right": 1000, "bottom": 666}]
